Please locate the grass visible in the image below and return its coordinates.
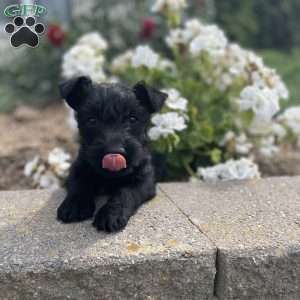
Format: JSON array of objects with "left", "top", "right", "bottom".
[{"left": 259, "top": 48, "right": 300, "bottom": 107}]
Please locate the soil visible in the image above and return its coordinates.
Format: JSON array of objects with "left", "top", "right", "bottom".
[
  {"left": 0, "top": 104, "right": 77, "bottom": 190},
  {"left": 0, "top": 104, "right": 300, "bottom": 191}
]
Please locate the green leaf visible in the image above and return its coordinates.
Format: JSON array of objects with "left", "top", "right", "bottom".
[
  {"left": 198, "top": 122, "right": 214, "bottom": 143},
  {"left": 210, "top": 148, "right": 222, "bottom": 164}
]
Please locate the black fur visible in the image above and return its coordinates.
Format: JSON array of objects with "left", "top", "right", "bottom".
[{"left": 57, "top": 76, "right": 167, "bottom": 232}]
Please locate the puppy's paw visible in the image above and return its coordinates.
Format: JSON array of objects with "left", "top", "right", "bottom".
[
  {"left": 93, "top": 205, "right": 128, "bottom": 232},
  {"left": 57, "top": 198, "right": 95, "bottom": 223}
]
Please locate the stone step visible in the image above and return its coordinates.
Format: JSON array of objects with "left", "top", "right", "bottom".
[
  {"left": 0, "top": 189, "right": 215, "bottom": 300},
  {"left": 1, "top": 176, "right": 300, "bottom": 299},
  {"left": 161, "top": 176, "right": 300, "bottom": 300}
]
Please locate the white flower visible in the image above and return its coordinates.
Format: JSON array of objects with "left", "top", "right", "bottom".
[
  {"left": 251, "top": 68, "right": 289, "bottom": 100},
  {"left": 62, "top": 32, "right": 108, "bottom": 83},
  {"left": 152, "top": 0, "right": 187, "bottom": 13},
  {"left": 78, "top": 32, "right": 108, "bottom": 52},
  {"left": 148, "top": 112, "right": 187, "bottom": 140},
  {"left": 235, "top": 134, "right": 253, "bottom": 155},
  {"left": 131, "top": 46, "right": 159, "bottom": 69},
  {"left": 32, "top": 164, "right": 46, "bottom": 185},
  {"left": 239, "top": 85, "right": 280, "bottom": 121},
  {"left": 226, "top": 44, "right": 248, "bottom": 76},
  {"left": 166, "top": 29, "right": 190, "bottom": 48},
  {"left": 158, "top": 59, "right": 176, "bottom": 72},
  {"left": 148, "top": 127, "right": 164, "bottom": 141},
  {"left": 62, "top": 44, "right": 106, "bottom": 82},
  {"left": 203, "top": 41, "right": 288, "bottom": 103},
  {"left": 219, "top": 131, "right": 235, "bottom": 146},
  {"left": 24, "top": 148, "right": 71, "bottom": 190},
  {"left": 39, "top": 171, "right": 60, "bottom": 191},
  {"left": 273, "top": 77, "right": 289, "bottom": 100},
  {"left": 48, "top": 148, "right": 71, "bottom": 177},
  {"left": 271, "top": 123, "right": 287, "bottom": 140},
  {"left": 278, "top": 106, "right": 300, "bottom": 135},
  {"left": 259, "top": 136, "right": 279, "bottom": 157},
  {"left": 247, "top": 51, "right": 264, "bottom": 70},
  {"left": 166, "top": 19, "right": 205, "bottom": 49},
  {"left": 164, "top": 88, "right": 188, "bottom": 111},
  {"left": 219, "top": 132, "right": 253, "bottom": 155},
  {"left": 184, "top": 19, "right": 203, "bottom": 40},
  {"left": 111, "top": 50, "right": 133, "bottom": 72},
  {"left": 190, "top": 25, "right": 227, "bottom": 57},
  {"left": 197, "top": 158, "right": 260, "bottom": 183},
  {"left": 48, "top": 148, "right": 71, "bottom": 166},
  {"left": 249, "top": 119, "right": 285, "bottom": 138},
  {"left": 24, "top": 156, "right": 40, "bottom": 177}
]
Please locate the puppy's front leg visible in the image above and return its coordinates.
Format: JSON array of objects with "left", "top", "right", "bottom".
[
  {"left": 57, "top": 163, "right": 96, "bottom": 223},
  {"left": 93, "top": 181, "right": 156, "bottom": 232}
]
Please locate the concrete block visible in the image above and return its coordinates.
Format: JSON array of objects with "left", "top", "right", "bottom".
[
  {"left": 161, "top": 177, "right": 300, "bottom": 299},
  {"left": 0, "top": 189, "right": 216, "bottom": 300}
]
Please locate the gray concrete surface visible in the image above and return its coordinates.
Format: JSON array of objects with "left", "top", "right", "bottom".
[
  {"left": 0, "top": 189, "right": 216, "bottom": 300},
  {"left": 161, "top": 176, "right": 300, "bottom": 299},
  {"left": 1, "top": 176, "right": 300, "bottom": 299}
]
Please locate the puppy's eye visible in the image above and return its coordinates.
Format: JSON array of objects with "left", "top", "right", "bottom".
[
  {"left": 129, "top": 116, "right": 138, "bottom": 123},
  {"left": 87, "top": 118, "right": 97, "bottom": 125}
]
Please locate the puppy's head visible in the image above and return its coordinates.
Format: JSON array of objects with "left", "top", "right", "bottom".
[{"left": 60, "top": 76, "right": 167, "bottom": 176}]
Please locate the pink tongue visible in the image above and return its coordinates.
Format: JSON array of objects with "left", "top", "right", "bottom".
[{"left": 102, "top": 154, "right": 127, "bottom": 172}]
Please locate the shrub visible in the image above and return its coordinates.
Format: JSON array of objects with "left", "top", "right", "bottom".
[
  {"left": 0, "top": 23, "right": 67, "bottom": 112},
  {"left": 61, "top": 0, "right": 300, "bottom": 182},
  {"left": 215, "top": 0, "right": 300, "bottom": 50}
]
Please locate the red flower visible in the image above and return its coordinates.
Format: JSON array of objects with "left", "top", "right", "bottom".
[
  {"left": 141, "top": 18, "right": 156, "bottom": 39},
  {"left": 47, "top": 24, "right": 65, "bottom": 47}
]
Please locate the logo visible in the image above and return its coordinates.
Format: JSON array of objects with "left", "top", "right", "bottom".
[
  {"left": 4, "top": 4, "right": 47, "bottom": 18},
  {"left": 4, "top": 4, "right": 47, "bottom": 48}
]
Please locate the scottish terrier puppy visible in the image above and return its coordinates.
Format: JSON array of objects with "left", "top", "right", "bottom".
[{"left": 57, "top": 76, "right": 167, "bottom": 232}]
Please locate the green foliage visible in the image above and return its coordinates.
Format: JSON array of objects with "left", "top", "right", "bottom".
[
  {"left": 107, "top": 3, "right": 294, "bottom": 180},
  {"left": 215, "top": 0, "right": 300, "bottom": 50},
  {"left": 0, "top": 0, "right": 215, "bottom": 112},
  {"left": 0, "top": 31, "right": 68, "bottom": 112},
  {"left": 71, "top": 0, "right": 214, "bottom": 57}
]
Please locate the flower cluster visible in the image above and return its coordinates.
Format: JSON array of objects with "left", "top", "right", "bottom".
[
  {"left": 197, "top": 158, "right": 260, "bottom": 183},
  {"left": 278, "top": 107, "right": 300, "bottom": 136},
  {"left": 278, "top": 106, "right": 300, "bottom": 146},
  {"left": 165, "top": 19, "right": 288, "bottom": 124},
  {"left": 24, "top": 148, "right": 71, "bottom": 190},
  {"left": 149, "top": 112, "right": 187, "bottom": 141},
  {"left": 132, "top": 45, "right": 159, "bottom": 69},
  {"left": 62, "top": 32, "right": 108, "bottom": 82},
  {"left": 148, "top": 88, "right": 188, "bottom": 141},
  {"left": 239, "top": 86, "right": 280, "bottom": 122},
  {"left": 112, "top": 45, "right": 175, "bottom": 73},
  {"left": 166, "top": 19, "right": 205, "bottom": 49},
  {"left": 60, "top": 3, "right": 299, "bottom": 182}
]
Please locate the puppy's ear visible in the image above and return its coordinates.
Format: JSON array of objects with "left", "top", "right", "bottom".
[
  {"left": 59, "top": 76, "right": 92, "bottom": 110},
  {"left": 133, "top": 81, "right": 168, "bottom": 113}
]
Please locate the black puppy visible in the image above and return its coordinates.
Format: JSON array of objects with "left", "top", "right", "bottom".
[{"left": 57, "top": 76, "right": 167, "bottom": 232}]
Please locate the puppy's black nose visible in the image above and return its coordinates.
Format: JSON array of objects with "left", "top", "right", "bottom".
[{"left": 107, "top": 147, "right": 126, "bottom": 156}]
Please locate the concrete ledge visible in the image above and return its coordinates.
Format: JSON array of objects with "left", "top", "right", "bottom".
[
  {"left": 0, "top": 189, "right": 215, "bottom": 300},
  {"left": 161, "top": 176, "right": 300, "bottom": 299},
  {"left": 1, "top": 177, "right": 300, "bottom": 299}
]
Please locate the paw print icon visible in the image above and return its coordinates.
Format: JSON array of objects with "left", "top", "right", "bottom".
[{"left": 5, "top": 16, "right": 45, "bottom": 48}]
